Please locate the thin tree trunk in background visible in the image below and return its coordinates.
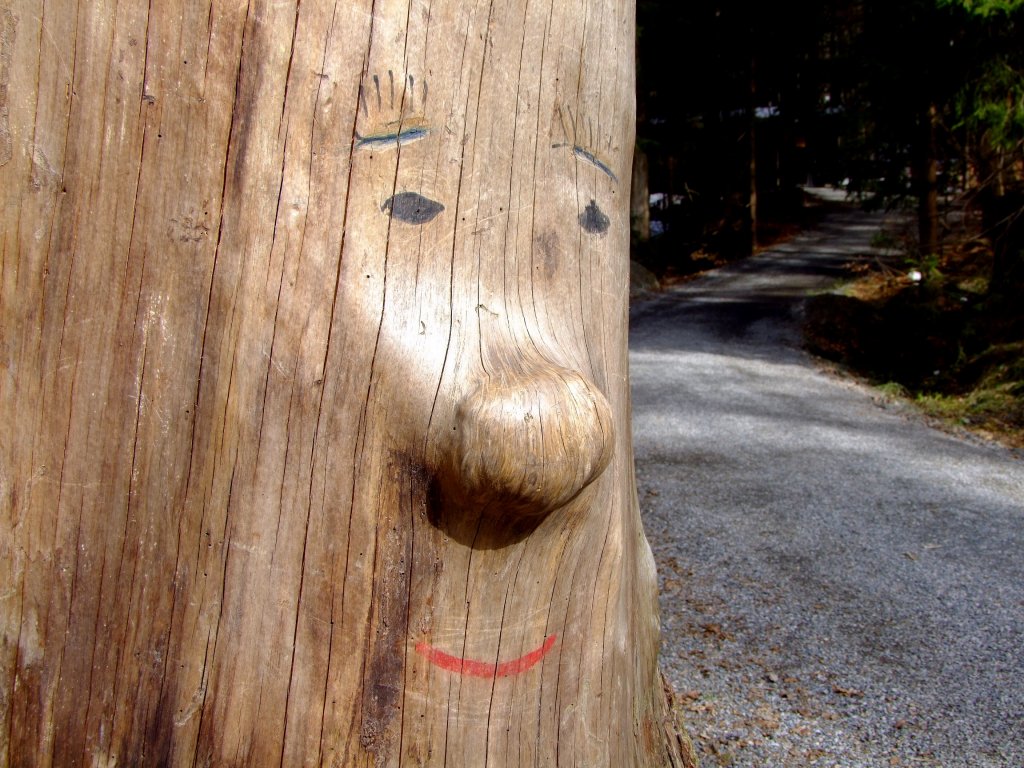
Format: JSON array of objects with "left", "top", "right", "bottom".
[
  {"left": 977, "top": 136, "right": 1024, "bottom": 295},
  {"left": 987, "top": 188, "right": 1024, "bottom": 294},
  {"left": 917, "top": 102, "right": 940, "bottom": 257},
  {"left": 748, "top": 53, "right": 759, "bottom": 255},
  {"left": 0, "top": 1, "right": 695, "bottom": 765},
  {"left": 632, "top": 144, "right": 651, "bottom": 243}
]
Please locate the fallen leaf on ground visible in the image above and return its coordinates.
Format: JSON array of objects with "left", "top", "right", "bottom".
[
  {"left": 833, "top": 684, "right": 865, "bottom": 698},
  {"left": 701, "top": 623, "right": 734, "bottom": 641}
]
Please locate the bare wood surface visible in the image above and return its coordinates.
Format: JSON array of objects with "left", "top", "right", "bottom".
[{"left": 1, "top": 1, "right": 695, "bottom": 765}]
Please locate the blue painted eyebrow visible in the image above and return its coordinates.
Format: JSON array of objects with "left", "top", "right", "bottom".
[
  {"left": 355, "top": 126, "right": 430, "bottom": 150},
  {"left": 552, "top": 142, "right": 618, "bottom": 183},
  {"left": 572, "top": 146, "right": 617, "bottom": 183}
]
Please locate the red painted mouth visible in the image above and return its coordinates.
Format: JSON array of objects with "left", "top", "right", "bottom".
[{"left": 415, "top": 634, "right": 557, "bottom": 678}]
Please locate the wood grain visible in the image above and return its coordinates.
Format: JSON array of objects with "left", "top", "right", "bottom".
[{"left": 0, "top": 1, "right": 696, "bottom": 765}]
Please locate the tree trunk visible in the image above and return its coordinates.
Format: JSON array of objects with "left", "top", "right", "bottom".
[
  {"left": 987, "top": 187, "right": 1024, "bottom": 297},
  {"left": 747, "top": 53, "right": 758, "bottom": 256},
  {"left": 631, "top": 144, "right": 651, "bottom": 243},
  {"left": 976, "top": 136, "right": 1024, "bottom": 297},
  {"left": 0, "top": 1, "right": 695, "bottom": 766},
  {"left": 916, "top": 102, "right": 940, "bottom": 258}
]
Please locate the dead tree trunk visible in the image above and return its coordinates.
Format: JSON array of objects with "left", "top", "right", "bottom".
[{"left": 1, "top": 1, "right": 696, "bottom": 765}]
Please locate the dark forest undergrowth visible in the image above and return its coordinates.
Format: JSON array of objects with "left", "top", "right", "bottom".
[{"left": 803, "top": 205, "right": 1024, "bottom": 450}]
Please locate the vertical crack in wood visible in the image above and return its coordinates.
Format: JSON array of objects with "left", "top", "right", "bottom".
[{"left": 359, "top": 452, "right": 418, "bottom": 763}]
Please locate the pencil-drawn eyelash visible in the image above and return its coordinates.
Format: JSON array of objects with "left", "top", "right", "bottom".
[
  {"left": 552, "top": 104, "right": 618, "bottom": 183},
  {"left": 355, "top": 71, "right": 430, "bottom": 151}
]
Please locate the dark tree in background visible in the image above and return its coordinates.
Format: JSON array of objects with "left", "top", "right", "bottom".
[
  {"left": 839, "top": 0, "right": 1023, "bottom": 293},
  {"left": 635, "top": 0, "right": 1022, "bottom": 305},
  {"left": 636, "top": 0, "right": 1023, "bottom": 432},
  {"left": 848, "top": 0, "right": 968, "bottom": 257},
  {"left": 635, "top": 1, "right": 840, "bottom": 264},
  {"left": 943, "top": 0, "right": 1024, "bottom": 294}
]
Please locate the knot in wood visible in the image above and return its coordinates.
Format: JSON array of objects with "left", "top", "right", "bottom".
[{"left": 445, "top": 364, "right": 613, "bottom": 519}]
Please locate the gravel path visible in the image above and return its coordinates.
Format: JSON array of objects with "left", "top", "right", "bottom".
[{"left": 629, "top": 203, "right": 1024, "bottom": 767}]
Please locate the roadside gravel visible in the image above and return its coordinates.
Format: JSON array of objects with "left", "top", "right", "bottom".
[{"left": 629, "top": 203, "right": 1024, "bottom": 767}]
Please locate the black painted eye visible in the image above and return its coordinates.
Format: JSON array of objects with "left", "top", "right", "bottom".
[
  {"left": 382, "top": 192, "right": 445, "bottom": 224},
  {"left": 579, "top": 199, "right": 609, "bottom": 235}
]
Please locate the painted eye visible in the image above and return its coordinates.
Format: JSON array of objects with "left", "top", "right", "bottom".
[
  {"left": 382, "top": 192, "right": 445, "bottom": 224},
  {"left": 579, "top": 199, "right": 609, "bottom": 235}
]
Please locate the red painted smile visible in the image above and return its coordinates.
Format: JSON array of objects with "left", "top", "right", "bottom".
[{"left": 415, "top": 634, "right": 557, "bottom": 678}]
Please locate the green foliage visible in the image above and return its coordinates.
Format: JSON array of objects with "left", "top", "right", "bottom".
[
  {"left": 937, "top": 0, "right": 1024, "bottom": 151},
  {"left": 805, "top": 244, "right": 1024, "bottom": 445},
  {"left": 870, "top": 229, "right": 902, "bottom": 252},
  {"left": 939, "top": 0, "right": 1024, "bottom": 17},
  {"left": 915, "top": 359, "right": 1024, "bottom": 438},
  {"left": 907, "top": 253, "right": 944, "bottom": 282},
  {"left": 877, "top": 381, "right": 911, "bottom": 400},
  {"left": 955, "top": 58, "right": 1024, "bottom": 151}
]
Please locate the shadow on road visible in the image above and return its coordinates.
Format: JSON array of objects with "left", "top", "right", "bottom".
[{"left": 630, "top": 204, "right": 1024, "bottom": 767}]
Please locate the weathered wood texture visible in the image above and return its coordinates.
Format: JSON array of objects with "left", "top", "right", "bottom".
[{"left": 0, "top": 1, "right": 695, "bottom": 765}]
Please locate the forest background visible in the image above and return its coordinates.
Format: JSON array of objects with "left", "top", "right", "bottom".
[{"left": 632, "top": 0, "right": 1024, "bottom": 446}]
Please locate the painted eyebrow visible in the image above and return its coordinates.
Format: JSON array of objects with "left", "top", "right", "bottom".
[
  {"left": 552, "top": 104, "right": 618, "bottom": 183},
  {"left": 355, "top": 125, "right": 430, "bottom": 150},
  {"left": 553, "top": 142, "right": 618, "bottom": 183},
  {"left": 355, "top": 72, "right": 430, "bottom": 150},
  {"left": 572, "top": 145, "right": 617, "bottom": 182}
]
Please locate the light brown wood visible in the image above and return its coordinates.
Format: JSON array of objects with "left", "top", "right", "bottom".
[
  {"left": 0, "top": 1, "right": 696, "bottom": 765},
  {"left": 439, "top": 358, "right": 614, "bottom": 519}
]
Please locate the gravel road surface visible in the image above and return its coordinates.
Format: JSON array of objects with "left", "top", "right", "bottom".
[{"left": 629, "top": 203, "right": 1024, "bottom": 767}]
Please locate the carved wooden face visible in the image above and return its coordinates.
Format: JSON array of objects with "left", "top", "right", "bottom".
[
  {"left": 337, "top": 54, "right": 628, "bottom": 682},
  {"left": 344, "top": 65, "right": 625, "bottom": 503},
  {"left": 326, "top": 0, "right": 635, "bottom": 731},
  {"left": 208, "top": 2, "right": 644, "bottom": 759}
]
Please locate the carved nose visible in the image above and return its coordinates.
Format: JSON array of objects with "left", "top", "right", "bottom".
[{"left": 442, "top": 362, "right": 614, "bottom": 519}]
